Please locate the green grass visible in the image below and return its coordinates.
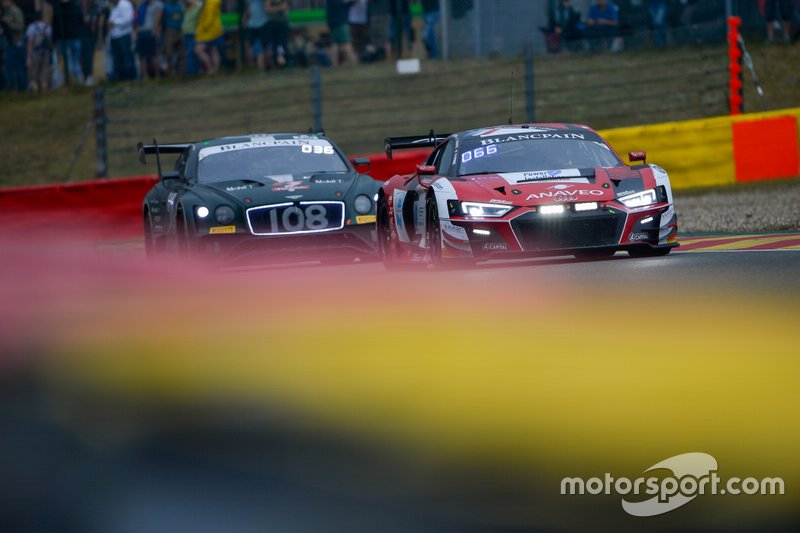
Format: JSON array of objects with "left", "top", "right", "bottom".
[{"left": 1, "top": 42, "right": 798, "bottom": 186}]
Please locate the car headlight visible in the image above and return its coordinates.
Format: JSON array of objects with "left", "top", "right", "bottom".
[
  {"left": 619, "top": 189, "right": 657, "bottom": 208},
  {"left": 195, "top": 206, "right": 210, "bottom": 219},
  {"left": 354, "top": 194, "right": 373, "bottom": 215},
  {"left": 214, "top": 205, "right": 236, "bottom": 224},
  {"left": 460, "top": 202, "right": 512, "bottom": 218}
]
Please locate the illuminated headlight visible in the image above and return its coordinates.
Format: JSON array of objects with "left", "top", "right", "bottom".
[
  {"left": 195, "top": 206, "right": 210, "bottom": 219},
  {"left": 619, "top": 189, "right": 657, "bottom": 208},
  {"left": 214, "top": 205, "right": 236, "bottom": 224},
  {"left": 574, "top": 202, "right": 599, "bottom": 212},
  {"left": 461, "top": 202, "right": 512, "bottom": 218},
  {"left": 540, "top": 204, "right": 565, "bottom": 215},
  {"left": 354, "top": 194, "right": 373, "bottom": 215}
]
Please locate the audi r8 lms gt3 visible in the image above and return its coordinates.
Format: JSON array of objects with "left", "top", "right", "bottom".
[
  {"left": 377, "top": 124, "right": 678, "bottom": 267},
  {"left": 138, "top": 133, "right": 381, "bottom": 264}
]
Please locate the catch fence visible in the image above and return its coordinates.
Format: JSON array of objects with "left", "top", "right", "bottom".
[{"left": 97, "top": 47, "right": 727, "bottom": 178}]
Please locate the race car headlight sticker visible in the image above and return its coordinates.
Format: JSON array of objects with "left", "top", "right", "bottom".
[
  {"left": 461, "top": 202, "right": 512, "bottom": 218},
  {"left": 354, "top": 194, "right": 373, "bottom": 215},
  {"left": 196, "top": 206, "right": 210, "bottom": 219},
  {"left": 619, "top": 189, "right": 657, "bottom": 208},
  {"left": 574, "top": 202, "right": 599, "bottom": 212},
  {"left": 540, "top": 204, "right": 565, "bottom": 215},
  {"left": 214, "top": 205, "right": 236, "bottom": 224}
]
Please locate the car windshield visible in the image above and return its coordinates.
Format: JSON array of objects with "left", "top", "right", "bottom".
[
  {"left": 197, "top": 139, "right": 349, "bottom": 183},
  {"left": 457, "top": 138, "right": 623, "bottom": 176}
]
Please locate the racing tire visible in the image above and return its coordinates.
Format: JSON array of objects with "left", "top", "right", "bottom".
[
  {"left": 377, "top": 195, "right": 402, "bottom": 270},
  {"left": 144, "top": 211, "right": 156, "bottom": 259},
  {"left": 175, "top": 209, "right": 190, "bottom": 258},
  {"left": 425, "top": 194, "right": 444, "bottom": 268},
  {"left": 628, "top": 246, "right": 671, "bottom": 258}
]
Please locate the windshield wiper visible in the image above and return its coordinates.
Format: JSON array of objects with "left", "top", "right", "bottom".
[{"left": 459, "top": 171, "right": 506, "bottom": 177}]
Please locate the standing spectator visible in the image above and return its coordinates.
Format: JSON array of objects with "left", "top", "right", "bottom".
[
  {"left": 181, "top": 0, "right": 200, "bottom": 75},
  {"left": 544, "top": 0, "right": 582, "bottom": 53},
  {"left": 194, "top": 0, "right": 222, "bottom": 75},
  {"left": 2, "top": 0, "right": 27, "bottom": 90},
  {"left": 135, "top": 0, "right": 163, "bottom": 79},
  {"left": 326, "top": 0, "right": 356, "bottom": 66},
  {"left": 80, "top": 0, "right": 101, "bottom": 86},
  {"left": 585, "top": 0, "right": 621, "bottom": 52},
  {"left": 25, "top": 9, "right": 51, "bottom": 91},
  {"left": 108, "top": 0, "right": 134, "bottom": 80},
  {"left": 51, "top": 0, "right": 84, "bottom": 84},
  {"left": 678, "top": 0, "right": 695, "bottom": 26},
  {"left": 648, "top": 0, "right": 667, "bottom": 47},
  {"left": 389, "top": 0, "right": 411, "bottom": 56},
  {"left": 761, "top": 0, "right": 792, "bottom": 43},
  {"left": 0, "top": 14, "right": 6, "bottom": 90},
  {"left": 161, "top": 0, "right": 183, "bottom": 75},
  {"left": 368, "top": 0, "right": 391, "bottom": 59},
  {"left": 265, "top": 0, "right": 289, "bottom": 67},
  {"left": 244, "top": 0, "right": 267, "bottom": 70},
  {"left": 348, "top": 0, "right": 367, "bottom": 61},
  {"left": 421, "top": 0, "right": 440, "bottom": 59}
]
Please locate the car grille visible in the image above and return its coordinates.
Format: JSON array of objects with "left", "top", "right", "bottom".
[
  {"left": 510, "top": 210, "right": 626, "bottom": 250},
  {"left": 247, "top": 201, "right": 345, "bottom": 235}
]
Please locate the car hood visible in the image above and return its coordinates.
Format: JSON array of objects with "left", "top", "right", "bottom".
[
  {"left": 199, "top": 173, "right": 360, "bottom": 205},
  {"left": 458, "top": 167, "right": 634, "bottom": 206}
]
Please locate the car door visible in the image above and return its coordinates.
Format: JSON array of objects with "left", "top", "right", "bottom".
[
  {"left": 392, "top": 142, "right": 450, "bottom": 249},
  {"left": 147, "top": 148, "right": 191, "bottom": 237}
]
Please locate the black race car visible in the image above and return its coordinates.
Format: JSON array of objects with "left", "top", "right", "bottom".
[{"left": 139, "top": 133, "right": 381, "bottom": 264}]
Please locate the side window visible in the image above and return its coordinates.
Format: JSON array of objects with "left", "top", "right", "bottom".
[
  {"left": 174, "top": 147, "right": 190, "bottom": 178},
  {"left": 437, "top": 141, "right": 456, "bottom": 176},
  {"left": 426, "top": 144, "right": 444, "bottom": 167}
]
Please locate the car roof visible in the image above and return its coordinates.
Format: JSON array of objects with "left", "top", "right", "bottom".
[
  {"left": 456, "top": 123, "right": 598, "bottom": 140},
  {"left": 195, "top": 133, "right": 328, "bottom": 148}
]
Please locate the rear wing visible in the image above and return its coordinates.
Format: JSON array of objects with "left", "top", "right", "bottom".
[
  {"left": 384, "top": 130, "right": 451, "bottom": 159},
  {"left": 137, "top": 139, "right": 191, "bottom": 178}
]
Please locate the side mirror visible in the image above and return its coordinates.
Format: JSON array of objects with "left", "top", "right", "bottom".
[
  {"left": 416, "top": 164, "right": 436, "bottom": 176},
  {"left": 161, "top": 170, "right": 181, "bottom": 181},
  {"left": 416, "top": 165, "right": 436, "bottom": 187},
  {"left": 628, "top": 151, "right": 647, "bottom": 164},
  {"left": 351, "top": 157, "right": 370, "bottom": 171}
]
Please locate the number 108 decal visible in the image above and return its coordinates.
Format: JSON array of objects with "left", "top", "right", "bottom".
[{"left": 248, "top": 202, "right": 345, "bottom": 235}]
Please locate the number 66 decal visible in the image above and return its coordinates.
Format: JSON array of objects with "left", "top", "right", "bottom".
[{"left": 461, "top": 144, "right": 498, "bottom": 163}]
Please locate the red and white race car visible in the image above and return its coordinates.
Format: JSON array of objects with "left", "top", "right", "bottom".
[{"left": 377, "top": 124, "right": 678, "bottom": 267}]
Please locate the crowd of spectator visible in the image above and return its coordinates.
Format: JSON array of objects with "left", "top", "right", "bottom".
[
  {"left": 2, "top": 0, "right": 798, "bottom": 93},
  {"left": 0, "top": 0, "right": 445, "bottom": 92},
  {"left": 544, "top": 0, "right": 800, "bottom": 53}
]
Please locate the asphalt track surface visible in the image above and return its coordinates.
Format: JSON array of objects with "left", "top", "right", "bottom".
[
  {"left": 211, "top": 232, "right": 800, "bottom": 294},
  {"left": 2, "top": 232, "right": 799, "bottom": 533}
]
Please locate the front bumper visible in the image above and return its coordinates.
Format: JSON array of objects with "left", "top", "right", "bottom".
[
  {"left": 190, "top": 223, "right": 376, "bottom": 265},
  {"left": 442, "top": 202, "right": 674, "bottom": 260}
]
